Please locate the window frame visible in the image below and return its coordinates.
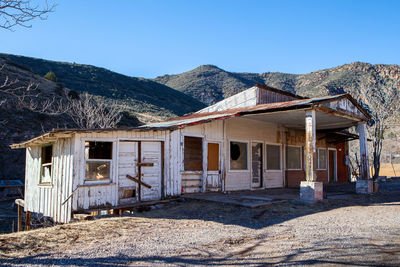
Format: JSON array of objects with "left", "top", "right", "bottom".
[
  {"left": 39, "top": 144, "right": 53, "bottom": 186},
  {"left": 182, "top": 135, "right": 204, "bottom": 173},
  {"left": 229, "top": 139, "right": 249, "bottom": 172},
  {"left": 317, "top": 148, "right": 327, "bottom": 170},
  {"left": 83, "top": 140, "right": 114, "bottom": 183},
  {"left": 286, "top": 145, "right": 302, "bottom": 170},
  {"left": 265, "top": 143, "right": 282, "bottom": 171}
]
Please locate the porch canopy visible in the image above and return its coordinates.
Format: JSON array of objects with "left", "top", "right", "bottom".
[
  {"left": 11, "top": 93, "right": 370, "bottom": 149},
  {"left": 144, "top": 93, "right": 370, "bottom": 131}
]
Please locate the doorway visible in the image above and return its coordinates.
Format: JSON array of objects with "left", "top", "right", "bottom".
[
  {"left": 118, "top": 141, "right": 162, "bottom": 204},
  {"left": 328, "top": 149, "right": 337, "bottom": 183},
  {"left": 206, "top": 142, "right": 221, "bottom": 191},
  {"left": 251, "top": 142, "right": 263, "bottom": 188}
]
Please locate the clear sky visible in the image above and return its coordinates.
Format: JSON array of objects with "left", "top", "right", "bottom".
[{"left": 1, "top": 0, "right": 399, "bottom": 78}]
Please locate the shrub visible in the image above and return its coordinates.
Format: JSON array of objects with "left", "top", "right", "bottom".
[{"left": 44, "top": 71, "right": 57, "bottom": 82}]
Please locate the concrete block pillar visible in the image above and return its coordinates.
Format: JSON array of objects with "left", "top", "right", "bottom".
[{"left": 300, "top": 109, "right": 323, "bottom": 202}]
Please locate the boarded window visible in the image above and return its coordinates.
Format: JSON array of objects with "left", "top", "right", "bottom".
[
  {"left": 40, "top": 145, "right": 53, "bottom": 184},
  {"left": 184, "top": 136, "right": 203, "bottom": 171},
  {"left": 230, "top": 141, "right": 248, "bottom": 170},
  {"left": 85, "top": 141, "right": 112, "bottom": 180},
  {"left": 286, "top": 146, "right": 301, "bottom": 170},
  {"left": 207, "top": 143, "right": 219, "bottom": 171},
  {"left": 317, "top": 148, "right": 327, "bottom": 169},
  {"left": 266, "top": 144, "right": 281, "bottom": 170}
]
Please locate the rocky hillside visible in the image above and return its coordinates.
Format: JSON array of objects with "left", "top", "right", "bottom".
[
  {"left": 0, "top": 54, "right": 205, "bottom": 180},
  {"left": 154, "top": 63, "right": 400, "bottom": 108},
  {"left": 0, "top": 53, "right": 205, "bottom": 122}
]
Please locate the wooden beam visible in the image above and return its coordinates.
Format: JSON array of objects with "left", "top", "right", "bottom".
[
  {"left": 305, "top": 110, "right": 317, "bottom": 181},
  {"left": 126, "top": 174, "right": 152, "bottom": 189},
  {"left": 357, "top": 122, "right": 370, "bottom": 179},
  {"left": 25, "top": 211, "right": 31, "bottom": 231},
  {"left": 17, "top": 204, "right": 22, "bottom": 232},
  {"left": 314, "top": 106, "right": 363, "bottom": 122}
]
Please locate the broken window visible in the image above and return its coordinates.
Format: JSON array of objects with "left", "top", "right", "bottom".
[
  {"left": 286, "top": 146, "right": 302, "bottom": 170},
  {"left": 40, "top": 145, "right": 53, "bottom": 184},
  {"left": 207, "top": 143, "right": 219, "bottom": 171},
  {"left": 184, "top": 136, "right": 203, "bottom": 171},
  {"left": 266, "top": 144, "right": 281, "bottom": 170},
  {"left": 85, "top": 141, "right": 112, "bottom": 180},
  {"left": 317, "top": 148, "right": 327, "bottom": 170},
  {"left": 230, "top": 141, "right": 248, "bottom": 170}
]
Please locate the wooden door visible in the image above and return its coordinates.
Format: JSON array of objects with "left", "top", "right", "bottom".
[
  {"left": 118, "top": 141, "right": 139, "bottom": 204},
  {"left": 140, "top": 142, "right": 162, "bottom": 201},
  {"left": 251, "top": 142, "right": 263, "bottom": 188},
  {"left": 329, "top": 150, "right": 336, "bottom": 183},
  {"left": 206, "top": 142, "right": 221, "bottom": 191}
]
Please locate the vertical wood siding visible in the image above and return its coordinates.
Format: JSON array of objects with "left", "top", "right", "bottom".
[
  {"left": 70, "top": 130, "right": 177, "bottom": 211},
  {"left": 24, "top": 138, "right": 74, "bottom": 223}
]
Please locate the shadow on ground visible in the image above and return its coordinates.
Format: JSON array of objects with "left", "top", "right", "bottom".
[{"left": 1, "top": 236, "right": 399, "bottom": 266}]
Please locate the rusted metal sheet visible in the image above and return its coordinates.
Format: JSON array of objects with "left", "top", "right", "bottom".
[{"left": 10, "top": 92, "right": 371, "bottom": 149}]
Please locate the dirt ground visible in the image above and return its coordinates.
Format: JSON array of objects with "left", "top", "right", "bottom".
[{"left": 0, "top": 181, "right": 400, "bottom": 266}]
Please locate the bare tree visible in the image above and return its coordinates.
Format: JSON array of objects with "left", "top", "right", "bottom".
[
  {"left": 0, "top": 65, "right": 39, "bottom": 106},
  {"left": 63, "top": 92, "right": 122, "bottom": 129},
  {"left": 0, "top": 0, "right": 55, "bottom": 30},
  {"left": 362, "top": 85, "right": 399, "bottom": 180}
]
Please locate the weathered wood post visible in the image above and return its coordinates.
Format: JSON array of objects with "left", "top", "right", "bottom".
[
  {"left": 17, "top": 204, "right": 22, "bottom": 232},
  {"left": 300, "top": 109, "right": 323, "bottom": 202},
  {"left": 25, "top": 211, "right": 31, "bottom": 231},
  {"left": 356, "top": 122, "right": 373, "bottom": 193}
]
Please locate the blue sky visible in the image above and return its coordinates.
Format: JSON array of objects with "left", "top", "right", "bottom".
[{"left": 1, "top": 0, "right": 399, "bottom": 78}]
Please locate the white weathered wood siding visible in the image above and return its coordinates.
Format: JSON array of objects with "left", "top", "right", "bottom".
[
  {"left": 324, "top": 98, "right": 366, "bottom": 120},
  {"left": 177, "top": 120, "right": 224, "bottom": 193},
  {"left": 24, "top": 138, "right": 74, "bottom": 223},
  {"left": 196, "top": 87, "right": 258, "bottom": 113},
  {"left": 71, "top": 130, "right": 176, "bottom": 212},
  {"left": 224, "top": 117, "right": 285, "bottom": 191}
]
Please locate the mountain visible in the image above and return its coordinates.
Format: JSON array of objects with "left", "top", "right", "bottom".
[
  {"left": 154, "top": 63, "right": 400, "bottom": 109},
  {"left": 0, "top": 53, "right": 205, "bottom": 122},
  {"left": 0, "top": 54, "right": 205, "bottom": 179}
]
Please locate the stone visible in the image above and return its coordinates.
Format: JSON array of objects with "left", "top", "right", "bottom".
[
  {"left": 300, "top": 181, "right": 323, "bottom": 203},
  {"left": 356, "top": 179, "right": 373, "bottom": 194}
]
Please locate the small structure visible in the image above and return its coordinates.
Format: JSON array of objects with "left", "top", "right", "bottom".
[
  {"left": 11, "top": 84, "right": 371, "bottom": 223},
  {"left": 0, "top": 179, "right": 23, "bottom": 200}
]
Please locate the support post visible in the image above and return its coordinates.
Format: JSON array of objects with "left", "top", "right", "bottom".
[
  {"left": 300, "top": 110, "right": 323, "bottom": 202},
  {"left": 24, "top": 211, "right": 31, "bottom": 231},
  {"left": 17, "top": 204, "right": 22, "bottom": 232},
  {"left": 356, "top": 122, "right": 372, "bottom": 194},
  {"left": 356, "top": 122, "right": 370, "bottom": 179}
]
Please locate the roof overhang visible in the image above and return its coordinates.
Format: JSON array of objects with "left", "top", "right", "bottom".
[{"left": 11, "top": 93, "right": 371, "bottom": 149}]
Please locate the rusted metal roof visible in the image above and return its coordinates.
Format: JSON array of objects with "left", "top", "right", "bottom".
[
  {"left": 10, "top": 93, "right": 370, "bottom": 149},
  {"left": 143, "top": 93, "right": 369, "bottom": 129}
]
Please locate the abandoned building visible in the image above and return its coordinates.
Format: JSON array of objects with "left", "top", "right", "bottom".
[{"left": 11, "top": 84, "right": 371, "bottom": 223}]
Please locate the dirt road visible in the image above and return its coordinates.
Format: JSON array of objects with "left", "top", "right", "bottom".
[{"left": 0, "top": 183, "right": 399, "bottom": 266}]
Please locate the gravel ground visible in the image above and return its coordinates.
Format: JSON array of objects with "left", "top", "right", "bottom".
[{"left": 0, "top": 182, "right": 400, "bottom": 266}]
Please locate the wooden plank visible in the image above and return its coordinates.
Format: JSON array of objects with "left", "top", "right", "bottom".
[
  {"left": 17, "top": 204, "right": 22, "bottom": 232},
  {"left": 126, "top": 175, "right": 152, "bottom": 189},
  {"left": 25, "top": 211, "right": 31, "bottom": 231},
  {"left": 305, "top": 110, "right": 317, "bottom": 181}
]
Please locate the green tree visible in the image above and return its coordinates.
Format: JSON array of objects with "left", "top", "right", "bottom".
[{"left": 44, "top": 71, "right": 57, "bottom": 82}]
